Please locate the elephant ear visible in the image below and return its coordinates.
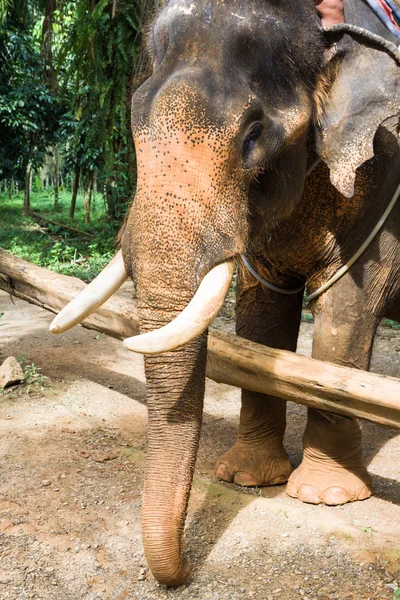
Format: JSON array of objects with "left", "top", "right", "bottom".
[{"left": 315, "top": 26, "right": 400, "bottom": 198}]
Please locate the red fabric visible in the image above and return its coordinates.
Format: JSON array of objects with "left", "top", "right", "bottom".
[{"left": 377, "top": 0, "right": 400, "bottom": 32}]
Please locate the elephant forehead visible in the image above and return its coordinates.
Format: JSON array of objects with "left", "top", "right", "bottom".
[
  {"left": 160, "top": 0, "right": 196, "bottom": 20},
  {"left": 133, "top": 87, "right": 251, "bottom": 194},
  {"left": 157, "top": 0, "right": 262, "bottom": 29}
]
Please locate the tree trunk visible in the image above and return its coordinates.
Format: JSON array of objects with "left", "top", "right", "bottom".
[
  {"left": 8, "top": 180, "right": 13, "bottom": 199},
  {"left": 84, "top": 172, "right": 94, "bottom": 224},
  {"left": 23, "top": 164, "right": 32, "bottom": 213},
  {"left": 69, "top": 165, "right": 80, "bottom": 220},
  {"left": 41, "top": 0, "right": 57, "bottom": 90},
  {"left": 105, "top": 179, "right": 116, "bottom": 220},
  {"left": 92, "top": 174, "right": 96, "bottom": 211},
  {"left": 54, "top": 145, "right": 60, "bottom": 211}
]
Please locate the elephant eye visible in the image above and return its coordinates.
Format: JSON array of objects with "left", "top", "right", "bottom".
[{"left": 242, "top": 123, "right": 263, "bottom": 159}]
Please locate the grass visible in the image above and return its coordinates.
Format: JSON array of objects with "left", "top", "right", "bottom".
[
  {"left": 0, "top": 190, "right": 120, "bottom": 281},
  {"left": 21, "top": 360, "right": 53, "bottom": 394}
]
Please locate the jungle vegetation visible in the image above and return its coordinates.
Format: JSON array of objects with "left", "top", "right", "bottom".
[{"left": 0, "top": 0, "right": 156, "bottom": 278}]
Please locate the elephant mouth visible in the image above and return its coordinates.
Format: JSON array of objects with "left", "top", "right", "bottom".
[{"left": 49, "top": 251, "right": 235, "bottom": 354}]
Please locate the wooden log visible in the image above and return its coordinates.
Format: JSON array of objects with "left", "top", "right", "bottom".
[
  {"left": 0, "top": 248, "right": 138, "bottom": 340},
  {"left": 206, "top": 333, "right": 400, "bottom": 430},
  {"left": 1, "top": 247, "right": 400, "bottom": 429}
]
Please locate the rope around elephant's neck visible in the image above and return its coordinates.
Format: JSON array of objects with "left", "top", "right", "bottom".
[
  {"left": 241, "top": 171, "right": 400, "bottom": 304},
  {"left": 305, "top": 181, "right": 400, "bottom": 302}
]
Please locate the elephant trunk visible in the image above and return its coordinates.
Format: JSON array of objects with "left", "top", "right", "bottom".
[
  {"left": 121, "top": 97, "right": 247, "bottom": 583},
  {"left": 140, "top": 302, "right": 207, "bottom": 585}
]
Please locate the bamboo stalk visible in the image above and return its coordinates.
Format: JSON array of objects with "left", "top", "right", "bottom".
[{"left": 1, "top": 248, "right": 400, "bottom": 429}]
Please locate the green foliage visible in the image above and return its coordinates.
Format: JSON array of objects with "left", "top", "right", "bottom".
[
  {"left": 0, "top": 0, "right": 156, "bottom": 219},
  {"left": 301, "top": 312, "right": 314, "bottom": 323},
  {"left": 383, "top": 319, "right": 400, "bottom": 330},
  {"left": 34, "top": 174, "right": 42, "bottom": 191},
  {"left": 1, "top": 0, "right": 37, "bottom": 28},
  {"left": 58, "top": 0, "right": 145, "bottom": 217},
  {"left": 22, "top": 361, "right": 50, "bottom": 394},
  {"left": 0, "top": 190, "right": 118, "bottom": 280},
  {"left": 0, "top": 25, "right": 60, "bottom": 182},
  {"left": 0, "top": 0, "right": 8, "bottom": 24}
]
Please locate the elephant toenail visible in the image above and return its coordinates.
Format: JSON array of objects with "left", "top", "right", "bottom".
[
  {"left": 296, "top": 484, "right": 322, "bottom": 504},
  {"left": 321, "top": 486, "right": 351, "bottom": 505},
  {"left": 285, "top": 480, "right": 298, "bottom": 499},
  {"left": 233, "top": 471, "right": 258, "bottom": 487},
  {"left": 357, "top": 484, "right": 372, "bottom": 501},
  {"left": 271, "top": 474, "right": 288, "bottom": 485},
  {"left": 214, "top": 463, "right": 234, "bottom": 483}
]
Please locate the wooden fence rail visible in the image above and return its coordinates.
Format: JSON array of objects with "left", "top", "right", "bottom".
[{"left": 1, "top": 247, "right": 400, "bottom": 430}]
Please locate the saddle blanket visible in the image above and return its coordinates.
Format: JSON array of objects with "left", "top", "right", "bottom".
[{"left": 364, "top": 0, "right": 400, "bottom": 41}]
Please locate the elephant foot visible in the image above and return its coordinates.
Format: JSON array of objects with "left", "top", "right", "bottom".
[
  {"left": 286, "top": 459, "right": 372, "bottom": 505},
  {"left": 287, "top": 411, "right": 372, "bottom": 505},
  {"left": 214, "top": 440, "right": 293, "bottom": 487}
]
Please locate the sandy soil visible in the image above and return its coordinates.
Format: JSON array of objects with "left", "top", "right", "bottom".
[{"left": 0, "top": 287, "right": 399, "bottom": 600}]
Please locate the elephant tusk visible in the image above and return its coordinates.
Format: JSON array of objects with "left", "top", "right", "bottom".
[
  {"left": 49, "top": 250, "right": 128, "bottom": 334},
  {"left": 123, "top": 260, "right": 235, "bottom": 355}
]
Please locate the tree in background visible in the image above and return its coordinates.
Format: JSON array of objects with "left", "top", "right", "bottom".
[
  {"left": 0, "top": 0, "right": 155, "bottom": 222},
  {"left": 0, "top": 8, "right": 60, "bottom": 210},
  {"left": 61, "top": 0, "right": 140, "bottom": 221}
]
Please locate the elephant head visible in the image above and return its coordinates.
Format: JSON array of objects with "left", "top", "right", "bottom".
[
  {"left": 119, "top": 1, "right": 323, "bottom": 583},
  {"left": 50, "top": 0, "right": 400, "bottom": 586}
]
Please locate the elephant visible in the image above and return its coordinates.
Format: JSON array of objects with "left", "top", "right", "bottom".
[{"left": 50, "top": 0, "right": 400, "bottom": 587}]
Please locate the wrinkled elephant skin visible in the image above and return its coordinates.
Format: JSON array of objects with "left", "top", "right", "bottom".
[{"left": 117, "top": 0, "right": 400, "bottom": 586}]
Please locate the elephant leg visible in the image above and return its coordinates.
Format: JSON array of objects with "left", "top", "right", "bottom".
[
  {"left": 287, "top": 276, "right": 378, "bottom": 505},
  {"left": 215, "top": 265, "right": 303, "bottom": 487}
]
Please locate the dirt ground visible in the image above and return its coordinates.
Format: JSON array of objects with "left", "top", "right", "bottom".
[{"left": 0, "top": 286, "right": 400, "bottom": 600}]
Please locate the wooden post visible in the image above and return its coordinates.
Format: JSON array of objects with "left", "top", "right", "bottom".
[{"left": 1, "top": 248, "right": 400, "bottom": 430}]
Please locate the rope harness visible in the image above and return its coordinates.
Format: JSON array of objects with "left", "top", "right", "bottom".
[{"left": 241, "top": 180, "right": 400, "bottom": 303}]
